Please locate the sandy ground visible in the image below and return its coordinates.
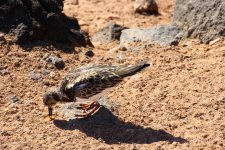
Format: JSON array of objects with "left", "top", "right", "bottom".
[{"left": 0, "top": 0, "right": 225, "bottom": 149}]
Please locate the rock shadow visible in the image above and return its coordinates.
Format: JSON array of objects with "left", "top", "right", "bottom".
[
  {"left": 19, "top": 41, "right": 79, "bottom": 54},
  {"left": 54, "top": 107, "right": 187, "bottom": 144}
]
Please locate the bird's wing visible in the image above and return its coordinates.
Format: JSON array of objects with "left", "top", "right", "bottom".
[
  {"left": 60, "top": 61, "right": 149, "bottom": 99},
  {"left": 70, "top": 64, "right": 118, "bottom": 73},
  {"left": 62, "top": 67, "right": 123, "bottom": 99}
]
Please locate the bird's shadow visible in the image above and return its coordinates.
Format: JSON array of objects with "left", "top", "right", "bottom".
[{"left": 54, "top": 107, "right": 187, "bottom": 144}]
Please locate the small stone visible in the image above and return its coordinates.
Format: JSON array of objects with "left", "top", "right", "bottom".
[
  {"left": 0, "top": 33, "right": 4, "bottom": 39},
  {"left": 10, "top": 96, "right": 19, "bottom": 103},
  {"left": 16, "top": 115, "right": 20, "bottom": 121},
  {"left": 134, "top": 0, "right": 158, "bottom": 15},
  {"left": 209, "top": 38, "right": 220, "bottom": 46},
  {"left": 0, "top": 69, "right": 10, "bottom": 75},
  {"left": 213, "top": 105, "right": 219, "bottom": 110},
  {"left": 42, "top": 69, "right": 50, "bottom": 75},
  {"left": 116, "top": 53, "right": 125, "bottom": 63},
  {"left": 183, "top": 41, "right": 192, "bottom": 47},
  {"left": 43, "top": 53, "right": 50, "bottom": 61},
  {"left": 51, "top": 56, "right": 65, "bottom": 69},
  {"left": 0, "top": 33, "right": 6, "bottom": 43},
  {"left": 172, "top": 141, "right": 178, "bottom": 146},
  {"left": 1, "top": 131, "right": 11, "bottom": 136},
  {"left": 67, "top": 0, "right": 79, "bottom": 5},
  {"left": 30, "top": 71, "right": 41, "bottom": 80},
  {"left": 85, "top": 50, "right": 94, "bottom": 57},
  {"left": 43, "top": 80, "right": 50, "bottom": 86},
  {"left": 109, "top": 46, "right": 120, "bottom": 52},
  {"left": 49, "top": 71, "right": 56, "bottom": 78},
  {"left": 218, "top": 97, "right": 225, "bottom": 102},
  {"left": 43, "top": 54, "right": 65, "bottom": 69},
  {"left": 14, "top": 61, "right": 21, "bottom": 67},
  {"left": 202, "top": 134, "right": 208, "bottom": 138},
  {"left": 131, "top": 145, "right": 138, "bottom": 150}
]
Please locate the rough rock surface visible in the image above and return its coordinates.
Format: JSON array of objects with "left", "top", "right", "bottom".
[
  {"left": 134, "top": 0, "right": 158, "bottom": 15},
  {"left": 120, "top": 25, "right": 183, "bottom": 51},
  {"left": 92, "top": 23, "right": 127, "bottom": 45},
  {"left": 0, "top": 0, "right": 89, "bottom": 46},
  {"left": 173, "top": 0, "right": 225, "bottom": 43}
]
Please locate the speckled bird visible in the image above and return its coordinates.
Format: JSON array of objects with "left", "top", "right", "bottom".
[{"left": 43, "top": 61, "right": 150, "bottom": 120}]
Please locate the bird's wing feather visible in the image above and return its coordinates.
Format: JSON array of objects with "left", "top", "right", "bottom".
[
  {"left": 70, "top": 64, "right": 118, "bottom": 73},
  {"left": 63, "top": 67, "right": 122, "bottom": 99},
  {"left": 60, "top": 61, "right": 149, "bottom": 99}
]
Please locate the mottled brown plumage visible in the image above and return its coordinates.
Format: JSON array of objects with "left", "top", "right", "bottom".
[{"left": 43, "top": 61, "right": 150, "bottom": 120}]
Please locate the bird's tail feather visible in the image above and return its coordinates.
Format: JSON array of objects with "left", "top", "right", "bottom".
[{"left": 115, "top": 61, "right": 151, "bottom": 77}]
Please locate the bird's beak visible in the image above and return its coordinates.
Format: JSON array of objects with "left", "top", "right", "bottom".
[{"left": 48, "top": 107, "right": 54, "bottom": 121}]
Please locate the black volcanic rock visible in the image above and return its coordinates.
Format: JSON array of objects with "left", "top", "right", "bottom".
[{"left": 0, "top": 0, "right": 91, "bottom": 47}]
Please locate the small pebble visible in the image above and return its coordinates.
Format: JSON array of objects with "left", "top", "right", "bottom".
[
  {"left": 43, "top": 80, "right": 50, "bottom": 86},
  {"left": 218, "top": 97, "right": 225, "bottom": 102},
  {"left": 42, "top": 69, "right": 50, "bottom": 75},
  {"left": 49, "top": 71, "right": 56, "bottom": 78},
  {"left": 0, "top": 33, "right": 6, "bottom": 43},
  {"left": 30, "top": 71, "right": 41, "bottom": 80},
  {"left": 10, "top": 96, "right": 19, "bottom": 103},
  {"left": 209, "top": 38, "right": 220, "bottom": 46},
  {"left": 85, "top": 50, "right": 94, "bottom": 57},
  {"left": 43, "top": 54, "right": 65, "bottom": 69},
  {"left": 0, "top": 69, "right": 10, "bottom": 75},
  {"left": 51, "top": 56, "right": 65, "bottom": 69}
]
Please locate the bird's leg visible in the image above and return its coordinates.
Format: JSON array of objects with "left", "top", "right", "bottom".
[
  {"left": 79, "top": 101, "right": 100, "bottom": 111},
  {"left": 75, "top": 104, "right": 101, "bottom": 118},
  {"left": 48, "top": 107, "right": 55, "bottom": 121}
]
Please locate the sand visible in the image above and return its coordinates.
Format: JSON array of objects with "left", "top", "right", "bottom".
[{"left": 0, "top": 0, "right": 224, "bottom": 149}]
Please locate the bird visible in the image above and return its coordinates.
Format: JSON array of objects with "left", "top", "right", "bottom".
[{"left": 43, "top": 61, "right": 150, "bottom": 120}]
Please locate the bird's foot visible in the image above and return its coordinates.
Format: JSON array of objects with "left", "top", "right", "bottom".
[
  {"left": 48, "top": 116, "right": 55, "bottom": 121},
  {"left": 75, "top": 102, "right": 102, "bottom": 118},
  {"left": 78, "top": 101, "right": 100, "bottom": 111}
]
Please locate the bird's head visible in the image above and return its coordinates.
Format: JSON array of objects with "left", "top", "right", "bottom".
[{"left": 43, "top": 87, "right": 62, "bottom": 120}]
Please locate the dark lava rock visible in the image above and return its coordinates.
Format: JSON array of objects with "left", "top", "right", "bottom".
[
  {"left": 85, "top": 50, "right": 94, "bottom": 57},
  {"left": 92, "top": 23, "right": 127, "bottom": 44},
  {"left": 173, "top": 0, "right": 225, "bottom": 43},
  {"left": 0, "top": 0, "right": 91, "bottom": 46}
]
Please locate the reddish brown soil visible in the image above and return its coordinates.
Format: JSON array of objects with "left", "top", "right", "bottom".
[{"left": 0, "top": 0, "right": 224, "bottom": 149}]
